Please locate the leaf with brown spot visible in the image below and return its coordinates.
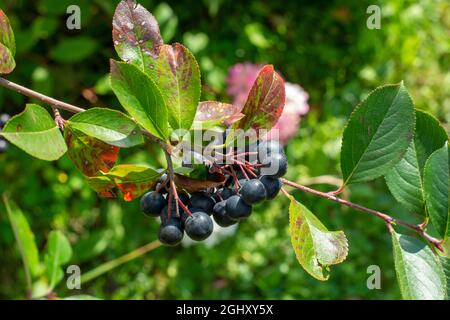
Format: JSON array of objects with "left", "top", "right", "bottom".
[
  {"left": 86, "top": 176, "right": 117, "bottom": 199},
  {"left": 112, "top": 0, "right": 162, "bottom": 72},
  {"left": 194, "top": 101, "right": 244, "bottom": 129},
  {"left": 151, "top": 43, "right": 201, "bottom": 131},
  {"left": 174, "top": 172, "right": 226, "bottom": 193},
  {"left": 64, "top": 126, "right": 119, "bottom": 177},
  {"left": 106, "top": 164, "right": 163, "bottom": 201},
  {"left": 288, "top": 194, "right": 348, "bottom": 281},
  {"left": 235, "top": 65, "right": 285, "bottom": 131}
]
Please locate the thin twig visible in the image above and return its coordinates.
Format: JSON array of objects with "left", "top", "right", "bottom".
[{"left": 281, "top": 178, "right": 444, "bottom": 251}]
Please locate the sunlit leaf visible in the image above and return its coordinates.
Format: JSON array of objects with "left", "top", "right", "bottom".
[
  {"left": 151, "top": 43, "right": 200, "bottom": 131},
  {"left": 0, "top": 104, "right": 67, "bottom": 160},
  {"left": 340, "top": 83, "right": 415, "bottom": 185},
  {"left": 112, "top": 0, "right": 162, "bottom": 71},
  {"left": 110, "top": 60, "right": 168, "bottom": 140},
  {"left": 288, "top": 195, "right": 348, "bottom": 280},
  {"left": 235, "top": 65, "right": 285, "bottom": 131},
  {"left": 67, "top": 108, "right": 143, "bottom": 148},
  {"left": 392, "top": 231, "right": 446, "bottom": 300},
  {"left": 0, "top": 9, "right": 16, "bottom": 55},
  {"left": 65, "top": 127, "right": 119, "bottom": 177},
  {"left": 194, "top": 101, "right": 244, "bottom": 129}
]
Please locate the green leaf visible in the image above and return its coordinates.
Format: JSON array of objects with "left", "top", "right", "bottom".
[
  {"left": 50, "top": 36, "right": 98, "bottom": 63},
  {"left": 65, "top": 126, "right": 120, "bottom": 177},
  {"left": 340, "top": 83, "right": 415, "bottom": 185},
  {"left": 0, "top": 42, "right": 15, "bottom": 74},
  {"left": 67, "top": 108, "right": 143, "bottom": 148},
  {"left": 385, "top": 110, "right": 448, "bottom": 215},
  {"left": 235, "top": 65, "right": 285, "bottom": 131},
  {"left": 0, "top": 104, "right": 67, "bottom": 160},
  {"left": 106, "top": 164, "right": 163, "bottom": 201},
  {"left": 288, "top": 195, "right": 348, "bottom": 281},
  {"left": 3, "top": 195, "right": 41, "bottom": 280},
  {"left": 150, "top": 43, "right": 201, "bottom": 132},
  {"left": 44, "top": 231, "right": 73, "bottom": 290},
  {"left": 423, "top": 143, "right": 450, "bottom": 240},
  {"left": 439, "top": 256, "right": 450, "bottom": 299},
  {"left": 0, "top": 9, "right": 16, "bottom": 55},
  {"left": 391, "top": 231, "right": 446, "bottom": 300},
  {"left": 112, "top": 0, "right": 162, "bottom": 71},
  {"left": 110, "top": 60, "right": 168, "bottom": 140}
]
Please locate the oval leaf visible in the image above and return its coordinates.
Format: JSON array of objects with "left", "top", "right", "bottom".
[
  {"left": 235, "top": 65, "right": 285, "bottom": 131},
  {"left": 110, "top": 60, "right": 168, "bottom": 140},
  {"left": 391, "top": 232, "right": 446, "bottom": 300},
  {"left": 194, "top": 101, "right": 244, "bottom": 129},
  {"left": 0, "top": 104, "right": 67, "bottom": 160},
  {"left": 0, "top": 9, "right": 16, "bottom": 55},
  {"left": 44, "top": 231, "right": 72, "bottom": 290},
  {"left": 67, "top": 108, "right": 143, "bottom": 148},
  {"left": 112, "top": 0, "right": 162, "bottom": 70},
  {"left": 340, "top": 83, "right": 415, "bottom": 185},
  {"left": 3, "top": 195, "right": 41, "bottom": 279},
  {"left": 423, "top": 143, "right": 449, "bottom": 240},
  {"left": 288, "top": 195, "right": 348, "bottom": 281},
  {"left": 106, "top": 164, "right": 163, "bottom": 201},
  {"left": 152, "top": 43, "right": 201, "bottom": 131},
  {"left": 385, "top": 110, "right": 448, "bottom": 215},
  {"left": 65, "top": 127, "right": 119, "bottom": 177}
]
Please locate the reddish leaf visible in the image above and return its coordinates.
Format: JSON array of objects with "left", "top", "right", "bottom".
[
  {"left": 106, "top": 164, "right": 162, "bottom": 201},
  {"left": 0, "top": 43, "right": 14, "bottom": 74},
  {"left": 153, "top": 43, "right": 201, "bottom": 131},
  {"left": 65, "top": 127, "right": 119, "bottom": 177},
  {"left": 174, "top": 172, "right": 226, "bottom": 193},
  {"left": 195, "top": 101, "right": 244, "bottom": 128},
  {"left": 86, "top": 176, "right": 117, "bottom": 199},
  {"left": 0, "top": 9, "right": 15, "bottom": 55},
  {"left": 112, "top": 0, "right": 162, "bottom": 71},
  {"left": 236, "top": 65, "right": 285, "bottom": 131}
]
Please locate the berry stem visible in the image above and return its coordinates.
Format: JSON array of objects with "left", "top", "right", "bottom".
[{"left": 281, "top": 178, "right": 444, "bottom": 252}]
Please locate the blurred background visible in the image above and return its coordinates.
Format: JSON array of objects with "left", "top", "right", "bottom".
[{"left": 0, "top": 0, "right": 449, "bottom": 299}]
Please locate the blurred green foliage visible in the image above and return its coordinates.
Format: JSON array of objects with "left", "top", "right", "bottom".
[{"left": 0, "top": 0, "right": 448, "bottom": 299}]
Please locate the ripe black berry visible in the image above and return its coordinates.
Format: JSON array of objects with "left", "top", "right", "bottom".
[
  {"left": 260, "top": 176, "right": 282, "bottom": 199},
  {"left": 212, "top": 201, "right": 237, "bottom": 227},
  {"left": 140, "top": 191, "right": 166, "bottom": 217},
  {"left": 226, "top": 195, "right": 252, "bottom": 220},
  {"left": 178, "top": 192, "right": 190, "bottom": 205},
  {"left": 258, "top": 140, "right": 284, "bottom": 162},
  {"left": 220, "top": 187, "right": 235, "bottom": 200},
  {"left": 189, "top": 192, "right": 216, "bottom": 214},
  {"left": 240, "top": 179, "right": 267, "bottom": 204},
  {"left": 158, "top": 223, "right": 184, "bottom": 246},
  {"left": 160, "top": 204, "right": 179, "bottom": 225},
  {"left": 262, "top": 152, "right": 288, "bottom": 178},
  {"left": 185, "top": 211, "right": 214, "bottom": 241}
]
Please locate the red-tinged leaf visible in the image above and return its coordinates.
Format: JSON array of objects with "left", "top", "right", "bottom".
[
  {"left": 65, "top": 127, "right": 119, "bottom": 177},
  {"left": 195, "top": 101, "right": 244, "bottom": 128},
  {"left": 106, "top": 164, "right": 162, "bottom": 201},
  {"left": 0, "top": 9, "right": 15, "bottom": 55},
  {"left": 112, "top": 0, "right": 162, "bottom": 71},
  {"left": 174, "top": 172, "right": 226, "bottom": 193},
  {"left": 0, "top": 42, "right": 15, "bottom": 74},
  {"left": 152, "top": 43, "right": 201, "bottom": 131},
  {"left": 86, "top": 176, "right": 117, "bottom": 199},
  {"left": 236, "top": 65, "right": 285, "bottom": 131}
]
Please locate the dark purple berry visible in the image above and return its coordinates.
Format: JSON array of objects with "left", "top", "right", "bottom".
[
  {"left": 240, "top": 179, "right": 267, "bottom": 204},
  {"left": 140, "top": 191, "right": 166, "bottom": 217},
  {"left": 185, "top": 211, "right": 214, "bottom": 241},
  {"left": 260, "top": 176, "right": 282, "bottom": 199},
  {"left": 189, "top": 192, "right": 216, "bottom": 214},
  {"left": 226, "top": 195, "right": 252, "bottom": 220},
  {"left": 213, "top": 201, "right": 237, "bottom": 227}
]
